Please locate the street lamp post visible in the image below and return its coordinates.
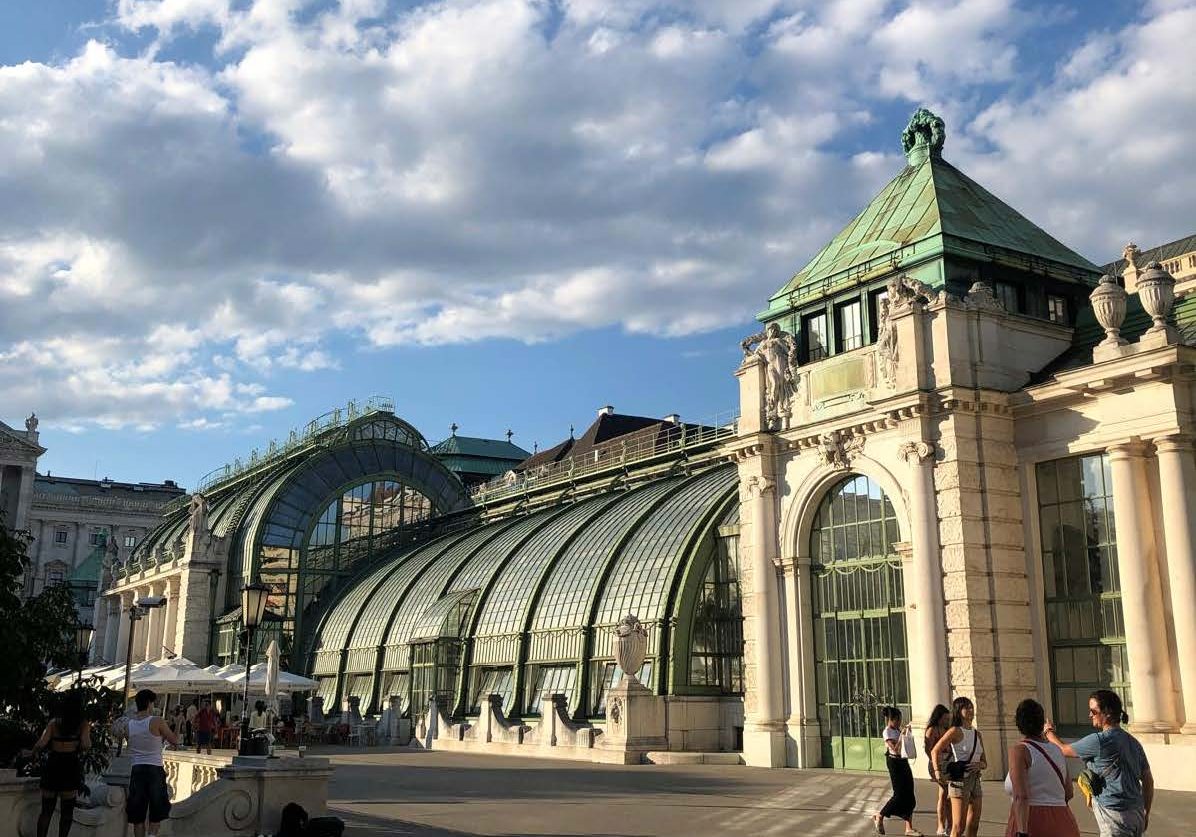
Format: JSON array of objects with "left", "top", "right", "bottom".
[
  {"left": 114, "top": 596, "right": 167, "bottom": 757},
  {"left": 238, "top": 581, "right": 270, "bottom": 756},
  {"left": 74, "top": 622, "right": 94, "bottom": 687}
]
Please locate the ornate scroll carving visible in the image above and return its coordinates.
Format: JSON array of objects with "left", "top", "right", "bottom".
[
  {"left": 886, "top": 274, "right": 942, "bottom": 313},
  {"left": 898, "top": 441, "right": 936, "bottom": 464},
  {"left": 746, "top": 475, "right": 775, "bottom": 498},
  {"left": 741, "top": 323, "right": 800, "bottom": 429},
  {"left": 817, "top": 430, "right": 864, "bottom": 470}
]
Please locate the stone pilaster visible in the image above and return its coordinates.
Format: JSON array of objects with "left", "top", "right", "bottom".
[
  {"left": 780, "top": 555, "right": 820, "bottom": 767},
  {"left": 935, "top": 399, "right": 1035, "bottom": 776},
  {"left": 1153, "top": 435, "right": 1196, "bottom": 734},
  {"left": 162, "top": 575, "right": 180, "bottom": 659},
  {"left": 1108, "top": 442, "right": 1179, "bottom": 732},
  {"left": 104, "top": 597, "right": 121, "bottom": 662},
  {"left": 130, "top": 587, "right": 148, "bottom": 663},
  {"left": 115, "top": 592, "right": 133, "bottom": 664},
  {"left": 176, "top": 562, "right": 221, "bottom": 664},
  {"left": 92, "top": 592, "right": 109, "bottom": 664}
]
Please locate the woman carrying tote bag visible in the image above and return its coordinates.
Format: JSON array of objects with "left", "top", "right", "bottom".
[{"left": 872, "top": 706, "right": 923, "bottom": 836}]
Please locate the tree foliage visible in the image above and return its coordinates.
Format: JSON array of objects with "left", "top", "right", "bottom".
[{"left": 0, "top": 512, "right": 120, "bottom": 771}]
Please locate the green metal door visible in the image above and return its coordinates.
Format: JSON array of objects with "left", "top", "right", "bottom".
[{"left": 809, "top": 475, "right": 911, "bottom": 773}]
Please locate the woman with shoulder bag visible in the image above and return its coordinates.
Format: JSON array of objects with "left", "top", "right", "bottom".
[
  {"left": 924, "top": 704, "right": 952, "bottom": 837},
  {"left": 1004, "top": 698, "right": 1080, "bottom": 837},
  {"left": 872, "top": 706, "right": 923, "bottom": 836},
  {"left": 929, "top": 696, "right": 987, "bottom": 837}
]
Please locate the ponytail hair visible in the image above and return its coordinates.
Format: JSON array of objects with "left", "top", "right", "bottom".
[{"left": 1089, "top": 689, "right": 1130, "bottom": 725}]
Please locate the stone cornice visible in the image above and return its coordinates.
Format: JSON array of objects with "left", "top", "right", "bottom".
[{"left": 1015, "top": 344, "right": 1196, "bottom": 411}]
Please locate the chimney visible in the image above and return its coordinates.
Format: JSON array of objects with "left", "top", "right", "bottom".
[
  {"left": 597, "top": 405, "right": 615, "bottom": 417},
  {"left": 663, "top": 414, "right": 680, "bottom": 424}
]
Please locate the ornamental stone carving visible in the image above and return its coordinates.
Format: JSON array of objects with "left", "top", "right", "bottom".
[
  {"left": 886, "top": 274, "right": 942, "bottom": 313},
  {"left": 818, "top": 430, "right": 863, "bottom": 470},
  {"left": 901, "top": 107, "right": 946, "bottom": 165},
  {"left": 25, "top": 412, "right": 38, "bottom": 432},
  {"left": 898, "top": 440, "right": 936, "bottom": 464},
  {"left": 1123, "top": 242, "right": 1141, "bottom": 269},
  {"left": 964, "top": 281, "right": 1005, "bottom": 313},
  {"left": 1090, "top": 274, "right": 1128, "bottom": 347},
  {"left": 746, "top": 474, "right": 775, "bottom": 499},
  {"left": 876, "top": 297, "right": 898, "bottom": 388},
  {"left": 1137, "top": 261, "right": 1178, "bottom": 340},
  {"left": 613, "top": 614, "right": 648, "bottom": 684},
  {"left": 741, "top": 323, "right": 799, "bottom": 429}
]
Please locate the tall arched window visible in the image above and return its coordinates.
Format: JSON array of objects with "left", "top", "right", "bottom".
[{"left": 809, "top": 474, "right": 909, "bottom": 772}]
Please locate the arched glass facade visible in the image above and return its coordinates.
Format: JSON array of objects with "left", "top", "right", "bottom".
[
  {"left": 310, "top": 466, "right": 742, "bottom": 720},
  {"left": 809, "top": 474, "right": 909, "bottom": 772}
]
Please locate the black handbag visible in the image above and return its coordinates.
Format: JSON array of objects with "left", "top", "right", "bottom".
[{"left": 945, "top": 730, "right": 979, "bottom": 781}]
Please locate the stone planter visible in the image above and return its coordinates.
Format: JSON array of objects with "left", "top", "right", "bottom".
[
  {"left": 613, "top": 614, "right": 647, "bottom": 684},
  {"left": 1137, "top": 261, "right": 1176, "bottom": 335},
  {"left": 1090, "top": 274, "right": 1128, "bottom": 346}
]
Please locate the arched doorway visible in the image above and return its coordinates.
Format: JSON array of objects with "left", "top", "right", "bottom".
[{"left": 809, "top": 474, "right": 910, "bottom": 772}]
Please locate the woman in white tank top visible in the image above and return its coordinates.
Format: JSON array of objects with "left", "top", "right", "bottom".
[
  {"left": 929, "top": 696, "right": 987, "bottom": 837},
  {"left": 1003, "top": 699, "right": 1080, "bottom": 837}
]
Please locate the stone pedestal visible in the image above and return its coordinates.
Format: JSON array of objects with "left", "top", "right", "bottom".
[{"left": 601, "top": 677, "right": 666, "bottom": 757}]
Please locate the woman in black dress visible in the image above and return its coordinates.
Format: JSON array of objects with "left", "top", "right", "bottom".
[{"left": 30, "top": 693, "right": 91, "bottom": 837}]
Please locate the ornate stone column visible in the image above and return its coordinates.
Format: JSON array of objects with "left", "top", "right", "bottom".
[
  {"left": 115, "top": 591, "right": 133, "bottom": 664},
  {"left": 130, "top": 587, "right": 148, "bottom": 663},
  {"left": 743, "top": 473, "right": 786, "bottom": 766},
  {"left": 144, "top": 581, "right": 165, "bottom": 661},
  {"left": 1107, "top": 442, "right": 1178, "bottom": 731},
  {"left": 162, "top": 576, "right": 180, "bottom": 659},
  {"left": 1152, "top": 436, "right": 1196, "bottom": 733},
  {"left": 899, "top": 440, "right": 950, "bottom": 725}
]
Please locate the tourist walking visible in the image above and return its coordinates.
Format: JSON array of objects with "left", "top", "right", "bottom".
[
  {"left": 872, "top": 706, "right": 922, "bottom": 835},
  {"left": 1045, "top": 689, "right": 1153, "bottom": 837},
  {"left": 194, "top": 697, "right": 217, "bottom": 755},
  {"left": 28, "top": 692, "right": 90, "bottom": 837},
  {"left": 929, "top": 696, "right": 986, "bottom": 837},
  {"left": 184, "top": 698, "right": 198, "bottom": 746},
  {"left": 924, "top": 704, "right": 952, "bottom": 836},
  {"left": 126, "top": 689, "right": 179, "bottom": 837},
  {"left": 1004, "top": 698, "right": 1080, "bottom": 837}
]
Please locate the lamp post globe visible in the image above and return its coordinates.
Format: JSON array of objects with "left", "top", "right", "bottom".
[{"left": 238, "top": 581, "right": 271, "bottom": 755}]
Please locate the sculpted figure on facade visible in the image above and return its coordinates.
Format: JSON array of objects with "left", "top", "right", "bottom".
[
  {"left": 886, "top": 274, "right": 942, "bottom": 313},
  {"left": 25, "top": 412, "right": 38, "bottom": 433},
  {"left": 1123, "top": 242, "right": 1141, "bottom": 269},
  {"left": 901, "top": 107, "right": 946, "bottom": 157},
  {"left": 817, "top": 430, "right": 863, "bottom": 470},
  {"left": 875, "top": 298, "right": 898, "bottom": 388},
  {"left": 740, "top": 322, "right": 800, "bottom": 429}
]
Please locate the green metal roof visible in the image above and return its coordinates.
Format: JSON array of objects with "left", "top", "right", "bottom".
[
  {"left": 430, "top": 435, "right": 529, "bottom": 461},
  {"left": 763, "top": 111, "right": 1100, "bottom": 319}
]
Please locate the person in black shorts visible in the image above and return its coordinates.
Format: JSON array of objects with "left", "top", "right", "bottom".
[
  {"left": 125, "top": 689, "right": 179, "bottom": 836},
  {"left": 29, "top": 692, "right": 91, "bottom": 837}
]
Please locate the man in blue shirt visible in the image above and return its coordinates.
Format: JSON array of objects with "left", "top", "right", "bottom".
[{"left": 1045, "top": 689, "right": 1153, "bottom": 837}]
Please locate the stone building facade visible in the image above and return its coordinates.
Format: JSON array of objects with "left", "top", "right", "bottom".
[{"left": 731, "top": 110, "right": 1196, "bottom": 790}]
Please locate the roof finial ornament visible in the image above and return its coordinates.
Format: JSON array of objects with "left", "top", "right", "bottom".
[
  {"left": 569, "top": 424, "right": 575, "bottom": 438},
  {"left": 902, "top": 107, "right": 946, "bottom": 166},
  {"left": 450, "top": 422, "right": 458, "bottom": 436},
  {"left": 505, "top": 428, "right": 513, "bottom": 443}
]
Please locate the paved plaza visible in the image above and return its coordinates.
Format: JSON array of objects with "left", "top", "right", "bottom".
[{"left": 324, "top": 748, "right": 1196, "bottom": 837}]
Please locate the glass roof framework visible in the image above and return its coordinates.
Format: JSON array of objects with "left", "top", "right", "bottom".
[{"left": 311, "top": 464, "right": 740, "bottom": 717}]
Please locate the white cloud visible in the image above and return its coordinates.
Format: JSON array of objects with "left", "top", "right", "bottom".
[{"left": 2, "top": 0, "right": 1195, "bottom": 431}]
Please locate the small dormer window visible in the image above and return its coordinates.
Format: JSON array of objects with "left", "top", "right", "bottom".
[{"left": 835, "top": 300, "right": 863, "bottom": 353}]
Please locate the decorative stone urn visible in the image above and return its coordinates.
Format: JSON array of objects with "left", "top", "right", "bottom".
[
  {"left": 613, "top": 613, "right": 648, "bottom": 685},
  {"left": 1090, "top": 274, "right": 1128, "bottom": 347},
  {"left": 1137, "top": 261, "right": 1177, "bottom": 337}
]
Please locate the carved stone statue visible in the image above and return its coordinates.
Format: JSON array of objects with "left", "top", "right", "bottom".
[
  {"left": 876, "top": 298, "right": 898, "bottom": 388},
  {"left": 741, "top": 322, "right": 800, "bottom": 428},
  {"left": 887, "top": 274, "right": 942, "bottom": 311},
  {"left": 189, "top": 493, "right": 210, "bottom": 541},
  {"left": 901, "top": 108, "right": 946, "bottom": 157},
  {"left": 1123, "top": 242, "right": 1141, "bottom": 269},
  {"left": 25, "top": 412, "right": 38, "bottom": 432}
]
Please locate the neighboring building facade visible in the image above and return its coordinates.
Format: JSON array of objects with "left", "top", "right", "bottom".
[
  {"left": 25, "top": 475, "right": 184, "bottom": 599},
  {"left": 0, "top": 414, "right": 43, "bottom": 534},
  {"left": 428, "top": 428, "right": 530, "bottom": 488}
]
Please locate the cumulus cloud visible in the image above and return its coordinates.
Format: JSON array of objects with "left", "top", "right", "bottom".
[{"left": 2, "top": 0, "right": 1194, "bottom": 430}]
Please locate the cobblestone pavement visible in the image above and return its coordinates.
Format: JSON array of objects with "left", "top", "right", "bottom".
[{"left": 322, "top": 747, "right": 1196, "bottom": 837}]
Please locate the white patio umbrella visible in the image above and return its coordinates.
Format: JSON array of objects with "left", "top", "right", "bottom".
[
  {"left": 102, "top": 660, "right": 161, "bottom": 692},
  {"left": 135, "top": 657, "right": 232, "bottom": 694},
  {"left": 225, "top": 662, "right": 318, "bottom": 693},
  {"left": 265, "top": 640, "right": 281, "bottom": 713}
]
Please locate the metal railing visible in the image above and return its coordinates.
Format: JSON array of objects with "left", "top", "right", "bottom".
[
  {"left": 469, "top": 407, "right": 740, "bottom": 504},
  {"left": 32, "top": 492, "right": 172, "bottom": 514},
  {"left": 178, "top": 396, "right": 396, "bottom": 499}
]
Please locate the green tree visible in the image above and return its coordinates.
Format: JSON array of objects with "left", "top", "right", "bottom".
[{"left": 0, "top": 512, "right": 120, "bottom": 770}]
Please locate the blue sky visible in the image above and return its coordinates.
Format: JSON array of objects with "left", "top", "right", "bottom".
[{"left": 2, "top": 0, "right": 1195, "bottom": 488}]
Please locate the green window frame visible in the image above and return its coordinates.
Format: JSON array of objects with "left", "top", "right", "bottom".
[
  {"left": 688, "top": 534, "right": 744, "bottom": 693},
  {"left": 1036, "top": 453, "right": 1129, "bottom": 736}
]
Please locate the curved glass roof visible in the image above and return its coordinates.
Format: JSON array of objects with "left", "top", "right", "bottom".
[{"left": 311, "top": 465, "right": 738, "bottom": 713}]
